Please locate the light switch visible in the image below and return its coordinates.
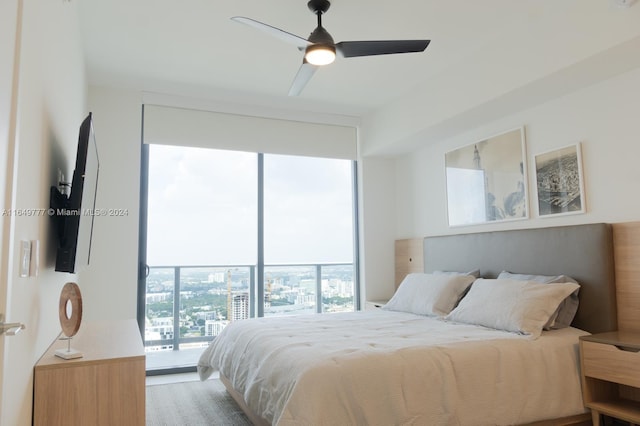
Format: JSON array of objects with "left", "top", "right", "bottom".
[{"left": 19, "top": 240, "right": 31, "bottom": 278}]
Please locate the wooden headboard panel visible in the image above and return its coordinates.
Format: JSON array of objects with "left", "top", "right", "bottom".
[
  {"left": 612, "top": 221, "right": 640, "bottom": 333},
  {"left": 417, "top": 223, "right": 617, "bottom": 334},
  {"left": 394, "top": 239, "right": 424, "bottom": 288}
]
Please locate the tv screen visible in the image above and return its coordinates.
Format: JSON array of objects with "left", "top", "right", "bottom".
[{"left": 50, "top": 113, "right": 100, "bottom": 273}]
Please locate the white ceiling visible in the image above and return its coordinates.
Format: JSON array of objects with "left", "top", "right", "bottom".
[{"left": 78, "top": 0, "right": 640, "bottom": 123}]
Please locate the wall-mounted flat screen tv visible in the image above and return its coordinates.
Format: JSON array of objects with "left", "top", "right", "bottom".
[{"left": 50, "top": 112, "right": 100, "bottom": 273}]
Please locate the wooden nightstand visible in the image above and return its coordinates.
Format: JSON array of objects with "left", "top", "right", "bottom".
[
  {"left": 34, "top": 319, "right": 145, "bottom": 426},
  {"left": 579, "top": 331, "right": 640, "bottom": 426}
]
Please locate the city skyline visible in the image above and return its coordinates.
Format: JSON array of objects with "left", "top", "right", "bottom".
[{"left": 144, "top": 264, "right": 355, "bottom": 352}]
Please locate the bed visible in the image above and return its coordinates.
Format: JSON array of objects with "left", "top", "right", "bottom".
[{"left": 198, "top": 223, "right": 618, "bottom": 425}]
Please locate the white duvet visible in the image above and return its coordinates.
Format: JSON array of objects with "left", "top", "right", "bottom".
[{"left": 197, "top": 310, "right": 588, "bottom": 426}]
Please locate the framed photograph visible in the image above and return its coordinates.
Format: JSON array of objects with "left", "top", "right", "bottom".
[
  {"left": 534, "top": 143, "right": 585, "bottom": 217},
  {"left": 445, "top": 127, "right": 528, "bottom": 227}
]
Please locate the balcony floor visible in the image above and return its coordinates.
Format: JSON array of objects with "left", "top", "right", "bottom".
[{"left": 146, "top": 346, "right": 206, "bottom": 372}]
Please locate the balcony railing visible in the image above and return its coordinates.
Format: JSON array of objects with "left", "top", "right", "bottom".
[{"left": 144, "top": 263, "right": 356, "bottom": 355}]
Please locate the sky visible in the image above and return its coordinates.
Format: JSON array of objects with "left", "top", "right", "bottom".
[{"left": 146, "top": 145, "right": 354, "bottom": 267}]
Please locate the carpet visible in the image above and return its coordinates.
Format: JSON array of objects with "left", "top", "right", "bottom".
[{"left": 146, "top": 379, "right": 252, "bottom": 426}]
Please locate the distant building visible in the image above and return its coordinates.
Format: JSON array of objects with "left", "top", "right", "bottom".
[
  {"left": 231, "top": 292, "right": 250, "bottom": 321},
  {"left": 145, "top": 317, "right": 174, "bottom": 350},
  {"left": 195, "top": 311, "right": 218, "bottom": 321},
  {"left": 146, "top": 292, "right": 171, "bottom": 303},
  {"left": 205, "top": 320, "right": 229, "bottom": 337},
  {"left": 208, "top": 271, "right": 225, "bottom": 283}
]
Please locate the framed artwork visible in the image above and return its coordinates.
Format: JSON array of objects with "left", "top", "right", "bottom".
[
  {"left": 445, "top": 127, "right": 528, "bottom": 227},
  {"left": 534, "top": 143, "right": 585, "bottom": 217}
]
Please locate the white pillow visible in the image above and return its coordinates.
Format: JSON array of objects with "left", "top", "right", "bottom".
[
  {"left": 497, "top": 271, "right": 580, "bottom": 329},
  {"left": 445, "top": 278, "right": 580, "bottom": 338},
  {"left": 383, "top": 273, "right": 475, "bottom": 317}
]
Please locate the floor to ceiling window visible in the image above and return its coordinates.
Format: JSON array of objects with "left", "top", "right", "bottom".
[
  {"left": 263, "top": 153, "right": 355, "bottom": 316},
  {"left": 140, "top": 142, "right": 358, "bottom": 373}
]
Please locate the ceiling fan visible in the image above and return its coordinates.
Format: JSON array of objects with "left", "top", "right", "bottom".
[{"left": 232, "top": 0, "right": 430, "bottom": 96}]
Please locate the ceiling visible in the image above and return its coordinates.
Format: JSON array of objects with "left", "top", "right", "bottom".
[{"left": 77, "top": 0, "right": 640, "bottom": 121}]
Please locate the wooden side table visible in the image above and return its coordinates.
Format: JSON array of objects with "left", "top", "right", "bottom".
[
  {"left": 34, "top": 319, "right": 146, "bottom": 426},
  {"left": 580, "top": 331, "right": 640, "bottom": 426}
]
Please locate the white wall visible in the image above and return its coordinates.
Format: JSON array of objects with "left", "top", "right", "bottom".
[
  {"left": 358, "top": 157, "right": 396, "bottom": 302},
  {"left": 0, "top": 0, "right": 87, "bottom": 424},
  {"left": 80, "top": 86, "right": 142, "bottom": 322},
  {"left": 359, "top": 65, "right": 640, "bottom": 301},
  {"left": 395, "top": 66, "right": 640, "bottom": 238},
  {"left": 360, "top": 6, "right": 640, "bottom": 157},
  {"left": 0, "top": 0, "right": 20, "bottom": 413}
]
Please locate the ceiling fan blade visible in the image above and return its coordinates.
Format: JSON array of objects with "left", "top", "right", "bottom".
[
  {"left": 336, "top": 40, "right": 430, "bottom": 58},
  {"left": 288, "top": 60, "right": 318, "bottom": 96},
  {"left": 231, "top": 16, "right": 309, "bottom": 49}
]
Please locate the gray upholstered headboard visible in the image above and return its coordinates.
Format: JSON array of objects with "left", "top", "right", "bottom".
[{"left": 423, "top": 223, "right": 617, "bottom": 334}]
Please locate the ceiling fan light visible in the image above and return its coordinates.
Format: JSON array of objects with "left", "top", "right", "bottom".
[{"left": 305, "top": 44, "right": 336, "bottom": 66}]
